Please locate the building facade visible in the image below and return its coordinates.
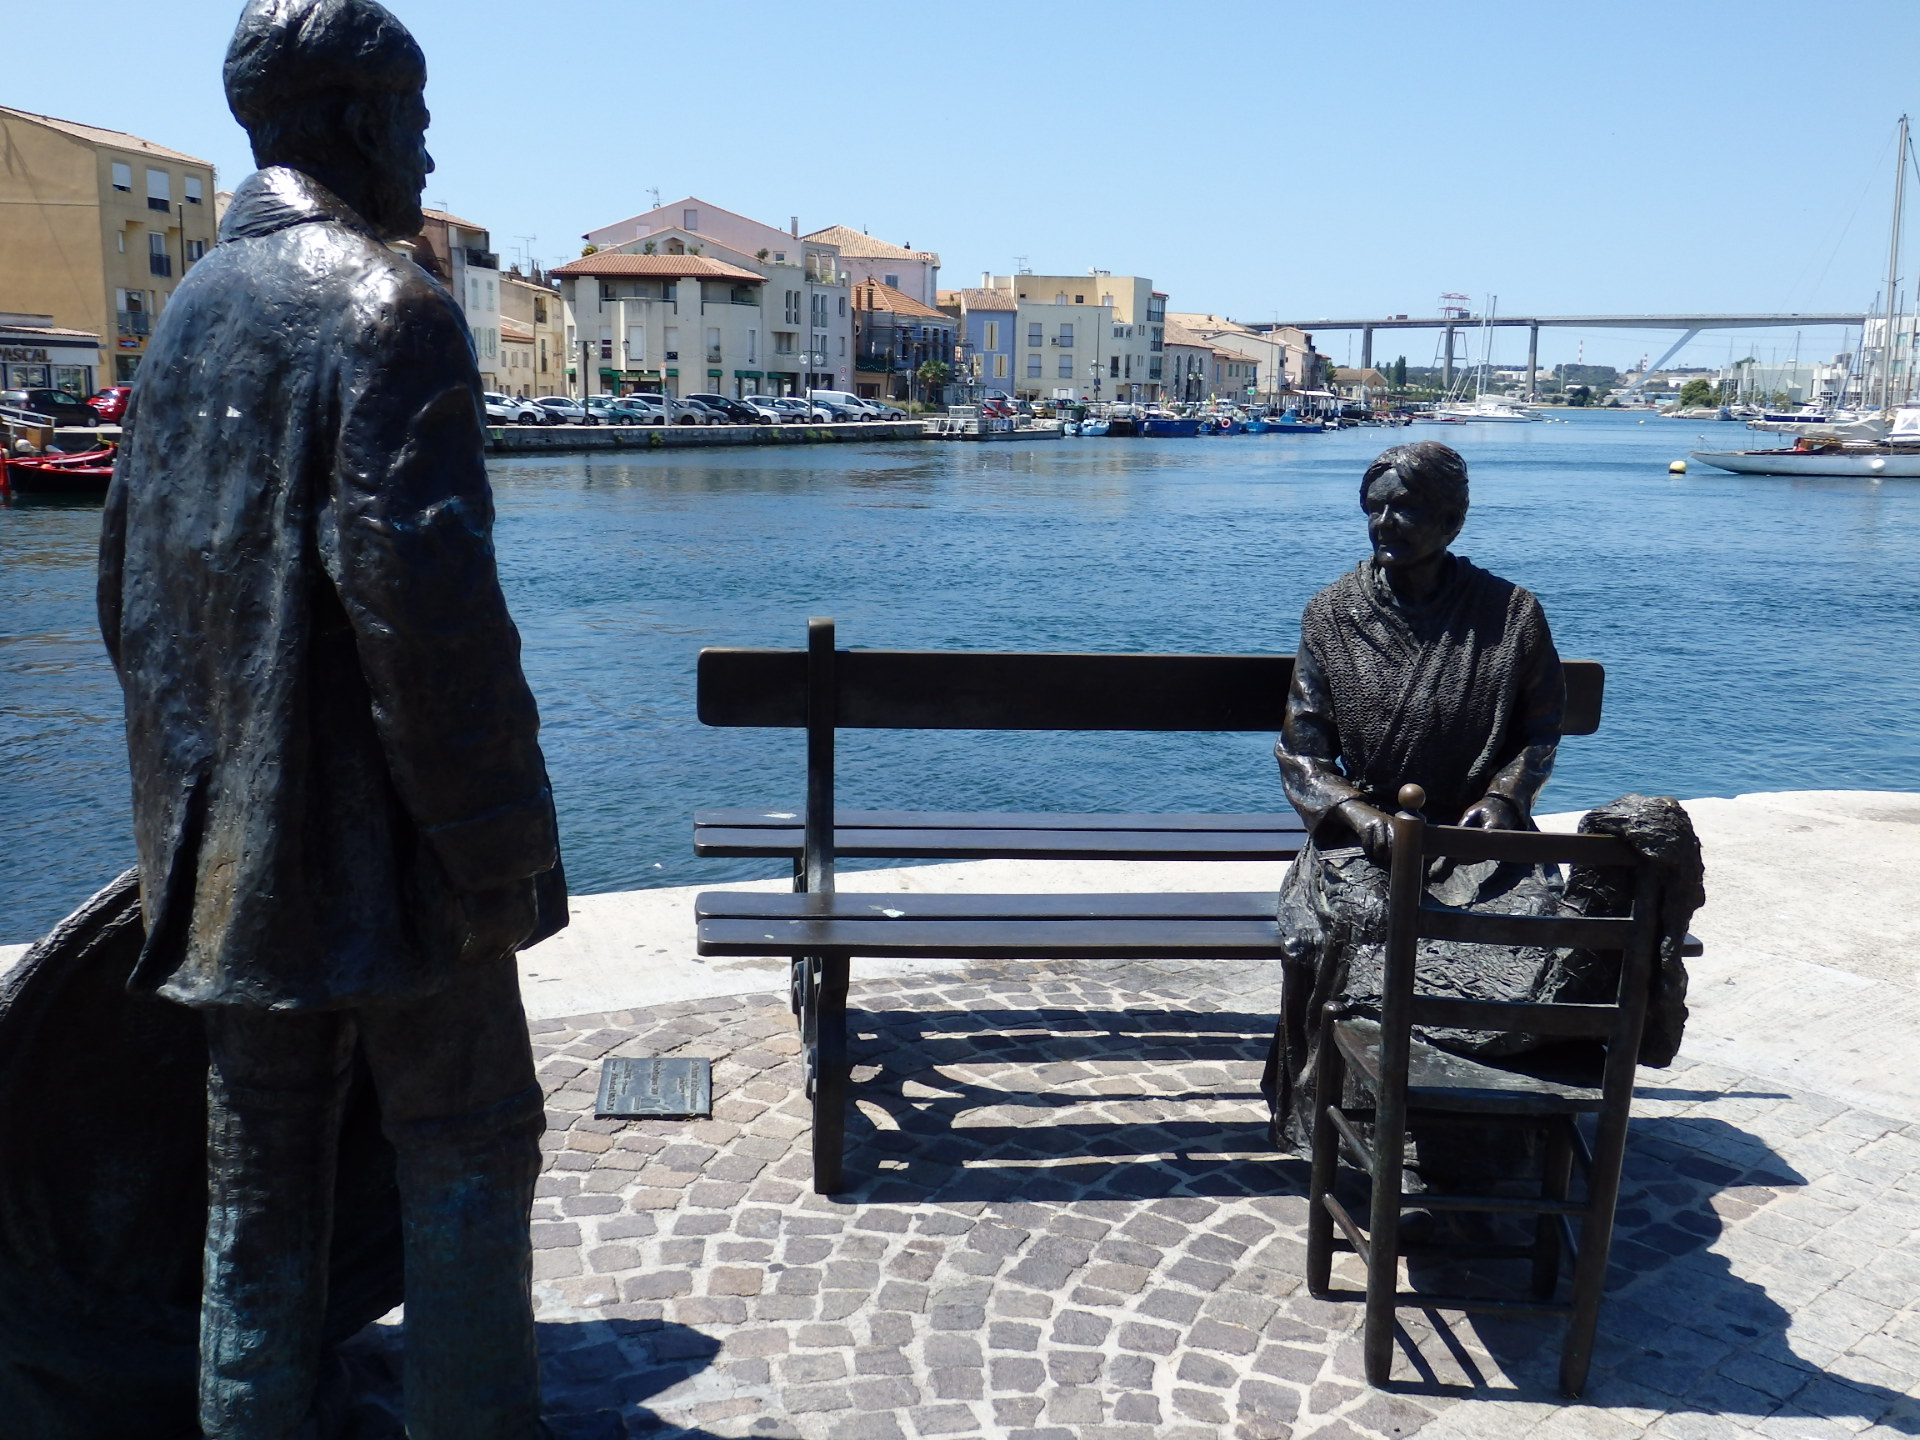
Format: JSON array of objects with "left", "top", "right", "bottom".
[
  {"left": 937, "top": 287, "right": 1018, "bottom": 399},
  {"left": 804, "top": 226, "right": 940, "bottom": 308},
  {"left": 499, "top": 272, "right": 563, "bottom": 397},
  {"left": 1168, "top": 314, "right": 1322, "bottom": 402},
  {"left": 571, "top": 199, "right": 854, "bottom": 395},
  {"left": 851, "top": 280, "right": 955, "bottom": 405},
  {"left": 411, "top": 208, "right": 502, "bottom": 390},
  {"left": 985, "top": 273, "right": 1166, "bottom": 402},
  {"left": 0, "top": 107, "right": 219, "bottom": 384},
  {"left": 0, "top": 312, "right": 103, "bottom": 398}
]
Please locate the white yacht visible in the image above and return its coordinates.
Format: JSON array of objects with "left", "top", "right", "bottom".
[{"left": 1433, "top": 396, "right": 1542, "bottom": 423}]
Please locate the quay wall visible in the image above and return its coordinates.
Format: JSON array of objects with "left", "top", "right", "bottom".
[{"left": 485, "top": 421, "right": 925, "bottom": 454}]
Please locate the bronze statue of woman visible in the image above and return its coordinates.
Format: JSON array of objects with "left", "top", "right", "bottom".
[{"left": 1263, "top": 441, "right": 1570, "bottom": 1151}]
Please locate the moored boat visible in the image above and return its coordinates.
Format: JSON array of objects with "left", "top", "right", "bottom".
[
  {"left": 1141, "top": 415, "right": 1200, "bottom": 437},
  {"left": 1269, "top": 409, "right": 1325, "bottom": 434},
  {"left": 2, "top": 446, "right": 115, "bottom": 497}
]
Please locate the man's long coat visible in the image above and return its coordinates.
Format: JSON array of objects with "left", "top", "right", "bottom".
[{"left": 98, "top": 166, "right": 561, "bottom": 1010}]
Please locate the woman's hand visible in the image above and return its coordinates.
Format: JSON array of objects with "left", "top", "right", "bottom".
[
  {"left": 1458, "top": 793, "right": 1521, "bottom": 831},
  {"left": 1336, "top": 798, "right": 1396, "bottom": 866}
]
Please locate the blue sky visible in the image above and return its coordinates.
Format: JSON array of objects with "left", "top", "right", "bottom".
[{"left": 7, "top": 0, "right": 1919, "bottom": 369}]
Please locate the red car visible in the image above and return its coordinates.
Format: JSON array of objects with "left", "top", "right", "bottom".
[
  {"left": 88, "top": 384, "right": 132, "bottom": 423},
  {"left": 980, "top": 397, "right": 1015, "bottom": 419}
]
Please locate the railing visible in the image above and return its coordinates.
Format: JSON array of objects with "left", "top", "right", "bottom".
[
  {"left": 149, "top": 254, "right": 172, "bottom": 277},
  {"left": 148, "top": 196, "right": 170, "bottom": 213},
  {"left": 117, "top": 310, "right": 151, "bottom": 337},
  {"left": 464, "top": 248, "right": 499, "bottom": 269},
  {"left": 1050, "top": 337, "right": 1074, "bottom": 346},
  {"left": 706, "top": 350, "right": 723, "bottom": 364}
]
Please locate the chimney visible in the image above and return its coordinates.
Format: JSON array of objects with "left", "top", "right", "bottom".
[
  {"left": 981, "top": 271, "right": 989, "bottom": 287},
  {"left": 790, "top": 216, "right": 799, "bottom": 238}
]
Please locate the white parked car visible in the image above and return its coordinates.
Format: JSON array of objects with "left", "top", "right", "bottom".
[
  {"left": 484, "top": 391, "right": 544, "bottom": 424},
  {"left": 765, "top": 396, "right": 833, "bottom": 423},
  {"left": 808, "top": 389, "right": 885, "bottom": 420},
  {"left": 533, "top": 395, "right": 593, "bottom": 424},
  {"left": 738, "top": 395, "right": 786, "bottom": 423}
]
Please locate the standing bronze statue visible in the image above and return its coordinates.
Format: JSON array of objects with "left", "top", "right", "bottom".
[
  {"left": 88, "top": 1, "right": 564, "bottom": 1435},
  {"left": 1262, "top": 441, "right": 1697, "bottom": 1165}
]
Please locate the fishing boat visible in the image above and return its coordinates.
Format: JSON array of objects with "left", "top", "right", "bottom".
[
  {"left": 1079, "top": 417, "right": 1110, "bottom": 437},
  {"left": 1140, "top": 415, "right": 1200, "bottom": 437},
  {"left": 1269, "top": 409, "right": 1325, "bottom": 434},
  {"left": 2, "top": 446, "right": 114, "bottom": 497}
]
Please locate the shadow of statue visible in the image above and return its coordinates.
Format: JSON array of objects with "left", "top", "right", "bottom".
[
  {"left": 1387, "top": 1114, "right": 1918, "bottom": 1431},
  {"left": 336, "top": 1317, "right": 728, "bottom": 1439}
]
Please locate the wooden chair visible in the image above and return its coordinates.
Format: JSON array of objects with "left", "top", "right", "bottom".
[{"left": 1305, "top": 783, "right": 1662, "bottom": 1398}]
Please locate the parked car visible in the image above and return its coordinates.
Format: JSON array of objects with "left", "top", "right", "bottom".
[
  {"left": 737, "top": 395, "right": 787, "bottom": 423},
  {"left": 483, "top": 391, "right": 544, "bottom": 424},
  {"left": 2, "top": 387, "right": 98, "bottom": 427},
  {"left": 684, "top": 393, "right": 766, "bottom": 425},
  {"left": 600, "top": 396, "right": 666, "bottom": 425},
  {"left": 808, "top": 389, "right": 884, "bottom": 420},
  {"left": 628, "top": 392, "right": 716, "bottom": 425},
  {"left": 807, "top": 396, "right": 863, "bottom": 422},
  {"left": 869, "top": 401, "right": 907, "bottom": 420},
  {"left": 533, "top": 395, "right": 594, "bottom": 424},
  {"left": 980, "top": 397, "right": 1015, "bottom": 419},
  {"left": 87, "top": 384, "right": 133, "bottom": 423},
  {"left": 765, "top": 396, "right": 833, "bottom": 423},
  {"left": 584, "top": 397, "right": 629, "bottom": 425}
]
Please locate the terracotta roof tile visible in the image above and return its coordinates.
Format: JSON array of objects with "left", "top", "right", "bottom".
[
  {"left": 552, "top": 253, "right": 763, "bottom": 281},
  {"left": 423, "top": 206, "right": 487, "bottom": 231},
  {"left": 938, "top": 287, "right": 1018, "bottom": 312},
  {"left": 0, "top": 106, "right": 212, "bottom": 167},
  {"left": 852, "top": 279, "right": 946, "bottom": 319},
  {"left": 803, "top": 225, "right": 937, "bottom": 261}
]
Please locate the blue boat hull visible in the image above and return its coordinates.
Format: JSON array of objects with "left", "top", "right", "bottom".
[{"left": 1141, "top": 417, "right": 1200, "bottom": 437}]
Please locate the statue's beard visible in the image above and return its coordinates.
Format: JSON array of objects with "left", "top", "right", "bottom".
[{"left": 358, "top": 172, "right": 424, "bottom": 242}]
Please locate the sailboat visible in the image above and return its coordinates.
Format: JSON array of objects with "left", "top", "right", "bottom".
[
  {"left": 1694, "top": 116, "right": 1917, "bottom": 476},
  {"left": 1433, "top": 297, "right": 1542, "bottom": 422}
]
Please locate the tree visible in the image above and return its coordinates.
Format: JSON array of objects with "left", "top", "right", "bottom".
[
  {"left": 1391, "top": 355, "right": 1407, "bottom": 390},
  {"left": 1678, "top": 378, "right": 1718, "bottom": 408},
  {"left": 580, "top": 243, "right": 599, "bottom": 257}
]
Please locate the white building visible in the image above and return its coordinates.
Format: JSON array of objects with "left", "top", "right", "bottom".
[
  {"left": 802, "top": 226, "right": 940, "bottom": 308},
  {"left": 973, "top": 271, "right": 1166, "bottom": 401},
  {"left": 576, "top": 198, "right": 853, "bottom": 394},
  {"left": 417, "top": 207, "right": 501, "bottom": 389}
]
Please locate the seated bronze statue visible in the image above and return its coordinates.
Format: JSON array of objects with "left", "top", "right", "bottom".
[{"left": 1262, "top": 441, "right": 1699, "bottom": 1165}]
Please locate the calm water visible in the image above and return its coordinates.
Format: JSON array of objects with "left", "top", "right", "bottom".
[{"left": 5, "top": 411, "right": 1918, "bottom": 943}]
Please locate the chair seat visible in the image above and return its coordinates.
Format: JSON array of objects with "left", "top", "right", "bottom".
[{"left": 1332, "top": 1017, "right": 1604, "bottom": 1115}]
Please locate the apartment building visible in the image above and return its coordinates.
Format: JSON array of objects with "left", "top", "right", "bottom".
[
  {"left": 1169, "top": 313, "right": 1322, "bottom": 402},
  {"left": 937, "top": 287, "right": 1018, "bottom": 398},
  {"left": 567, "top": 199, "right": 853, "bottom": 395},
  {"left": 0, "top": 107, "right": 219, "bottom": 384},
  {"left": 411, "top": 208, "right": 502, "bottom": 389},
  {"left": 851, "top": 280, "right": 955, "bottom": 404},
  {"left": 804, "top": 226, "right": 939, "bottom": 308},
  {"left": 984, "top": 272, "right": 1167, "bottom": 401},
  {"left": 1162, "top": 320, "right": 1216, "bottom": 401},
  {"left": 499, "top": 272, "right": 564, "bottom": 396}
]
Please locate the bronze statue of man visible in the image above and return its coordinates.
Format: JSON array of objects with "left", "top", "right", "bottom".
[{"left": 97, "top": 1, "right": 563, "bottom": 1435}]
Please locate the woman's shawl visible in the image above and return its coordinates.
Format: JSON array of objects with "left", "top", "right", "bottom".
[{"left": 1296, "top": 557, "right": 1561, "bottom": 825}]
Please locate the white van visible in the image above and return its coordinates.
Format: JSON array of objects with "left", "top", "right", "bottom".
[{"left": 808, "top": 389, "right": 884, "bottom": 420}]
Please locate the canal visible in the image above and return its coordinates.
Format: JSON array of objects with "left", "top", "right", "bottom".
[{"left": 5, "top": 410, "right": 1918, "bottom": 943}]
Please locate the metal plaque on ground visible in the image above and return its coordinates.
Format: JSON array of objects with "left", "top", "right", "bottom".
[{"left": 595, "top": 1057, "right": 712, "bottom": 1119}]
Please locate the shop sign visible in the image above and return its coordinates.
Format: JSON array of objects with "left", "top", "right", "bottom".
[{"left": 0, "top": 346, "right": 51, "bottom": 363}]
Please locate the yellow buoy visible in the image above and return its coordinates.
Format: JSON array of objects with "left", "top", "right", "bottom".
[{"left": 1669, "top": 460, "right": 1687, "bottom": 474}]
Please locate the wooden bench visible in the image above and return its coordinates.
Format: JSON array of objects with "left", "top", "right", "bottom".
[{"left": 693, "top": 617, "right": 1616, "bottom": 1193}]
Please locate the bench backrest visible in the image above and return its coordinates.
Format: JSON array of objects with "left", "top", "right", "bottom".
[{"left": 699, "top": 635, "right": 1604, "bottom": 735}]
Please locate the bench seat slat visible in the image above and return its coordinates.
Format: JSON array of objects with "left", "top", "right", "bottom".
[
  {"left": 696, "top": 891, "right": 1282, "bottom": 921},
  {"left": 693, "top": 808, "right": 1308, "bottom": 833},
  {"left": 696, "top": 916, "right": 1291, "bottom": 959},
  {"left": 1415, "top": 907, "right": 1639, "bottom": 950},
  {"left": 694, "top": 826, "right": 1306, "bottom": 860}
]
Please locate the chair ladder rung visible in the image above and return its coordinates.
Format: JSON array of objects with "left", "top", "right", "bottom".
[
  {"left": 1558, "top": 1213, "right": 1583, "bottom": 1265},
  {"left": 1327, "top": 1106, "right": 1375, "bottom": 1170},
  {"left": 1400, "top": 1241, "right": 1539, "bottom": 1262},
  {"left": 1320, "top": 1193, "right": 1372, "bottom": 1266},
  {"left": 1395, "top": 1291, "right": 1575, "bottom": 1319},
  {"left": 1403, "top": 1192, "right": 1590, "bottom": 1217}
]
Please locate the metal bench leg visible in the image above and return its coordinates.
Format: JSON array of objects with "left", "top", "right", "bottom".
[
  {"left": 809, "top": 954, "right": 850, "bottom": 1195},
  {"left": 1306, "top": 1004, "right": 1346, "bottom": 1296},
  {"left": 1533, "top": 1118, "right": 1573, "bottom": 1299}
]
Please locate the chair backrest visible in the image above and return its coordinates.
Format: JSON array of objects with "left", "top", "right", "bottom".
[{"left": 1376, "top": 782, "right": 1662, "bottom": 1130}]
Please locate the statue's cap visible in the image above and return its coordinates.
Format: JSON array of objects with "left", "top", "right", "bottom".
[{"left": 224, "top": 0, "right": 424, "bottom": 130}]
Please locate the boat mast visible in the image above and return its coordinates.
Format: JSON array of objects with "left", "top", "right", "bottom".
[{"left": 1880, "top": 114, "right": 1908, "bottom": 411}]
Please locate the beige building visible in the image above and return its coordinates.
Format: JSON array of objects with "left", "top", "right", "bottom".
[
  {"left": 1168, "top": 313, "right": 1326, "bottom": 402},
  {"left": 803, "top": 226, "right": 940, "bottom": 308},
  {"left": 0, "top": 107, "right": 219, "bottom": 384},
  {"left": 987, "top": 273, "right": 1167, "bottom": 401},
  {"left": 499, "top": 272, "right": 564, "bottom": 397}
]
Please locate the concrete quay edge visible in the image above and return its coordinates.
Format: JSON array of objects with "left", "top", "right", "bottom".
[{"left": 485, "top": 420, "right": 925, "bottom": 453}]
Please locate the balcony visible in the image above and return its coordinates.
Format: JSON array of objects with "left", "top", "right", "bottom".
[
  {"left": 1050, "top": 337, "right": 1074, "bottom": 346},
  {"left": 464, "top": 248, "right": 499, "bottom": 270},
  {"left": 148, "top": 196, "right": 171, "bottom": 213},
  {"left": 706, "top": 350, "right": 723, "bottom": 365},
  {"left": 117, "top": 310, "right": 151, "bottom": 337},
  {"left": 149, "top": 254, "right": 172, "bottom": 277}
]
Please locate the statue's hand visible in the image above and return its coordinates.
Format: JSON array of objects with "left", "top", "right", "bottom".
[
  {"left": 1458, "top": 794, "right": 1521, "bottom": 831},
  {"left": 458, "top": 877, "right": 539, "bottom": 960},
  {"left": 1336, "top": 798, "right": 1396, "bottom": 866}
]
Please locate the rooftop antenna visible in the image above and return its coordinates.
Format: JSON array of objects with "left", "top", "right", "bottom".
[
  {"left": 647, "top": 187, "right": 662, "bottom": 210},
  {"left": 1013, "top": 254, "right": 1029, "bottom": 274},
  {"left": 514, "top": 234, "right": 537, "bottom": 271}
]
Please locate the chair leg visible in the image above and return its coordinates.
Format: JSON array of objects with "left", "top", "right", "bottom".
[
  {"left": 1306, "top": 1008, "right": 1346, "bottom": 1296},
  {"left": 810, "top": 954, "right": 851, "bottom": 1196},
  {"left": 1363, "top": 1101, "right": 1407, "bottom": 1386},
  {"left": 1533, "top": 1119, "right": 1573, "bottom": 1299},
  {"left": 1560, "top": 1116, "right": 1627, "bottom": 1398}
]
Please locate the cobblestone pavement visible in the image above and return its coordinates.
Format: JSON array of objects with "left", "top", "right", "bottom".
[{"left": 363, "top": 958, "right": 1920, "bottom": 1439}]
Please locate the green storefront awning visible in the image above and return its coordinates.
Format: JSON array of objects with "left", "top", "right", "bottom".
[
  {"left": 734, "top": 370, "right": 763, "bottom": 378},
  {"left": 707, "top": 369, "right": 723, "bottom": 378},
  {"left": 598, "top": 367, "right": 619, "bottom": 378},
  {"left": 665, "top": 369, "right": 678, "bottom": 378}
]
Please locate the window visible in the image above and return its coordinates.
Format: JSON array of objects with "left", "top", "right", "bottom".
[
  {"left": 773, "top": 332, "right": 795, "bottom": 355},
  {"left": 683, "top": 208, "right": 699, "bottom": 230},
  {"left": 837, "top": 296, "right": 846, "bottom": 317},
  {"left": 111, "top": 162, "right": 131, "bottom": 192},
  {"left": 884, "top": 274, "right": 900, "bottom": 289},
  {"left": 1110, "top": 356, "right": 1120, "bottom": 378},
  {"left": 1055, "top": 292, "right": 1068, "bottom": 305},
  {"left": 993, "top": 354, "right": 1008, "bottom": 379},
  {"left": 146, "top": 168, "right": 170, "bottom": 211},
  {"left": 773, "top": 251, "right": 786, "bottom": 263},
  {"left": 748, "top": 329, "right": 756, "bottom": 363},
  {"left": 1058, "top": 355, "right": 1073, "bottom": 379},
  {"left": 1027, "top": 354, "right": 1041, "bottom": 378},
  {"left": 149, "top": 232, "right": 171, "bottom": 277},
  {"left": 599, "top": 327, "right": 613, "bottom": 361},
  {"left": 1027, "top": 322, "right": 1042, "bottom": 348},
  {"left": 117, "top": 232, "right": 125, "bottom": 253},
  {"left": 984, "top": 321, "right": 999, "bottom": 351},
  {"left": 627, "top": 325, "right": 645, "bottom": 361},
  {"left": 187, "top": 239, "right": 207, "bottom": 262},
  {"left": 706, "top": 327, "right": 722, "bottom": 363},
  {"left": 1057, "top": 323, "right": 1073, "bottom": 347},
  {"left": 185, "top": 176, "right": 203, "bottom": 204},
  {"left": 1074, "top": 294, "right": 1084, "bottom": 304}
]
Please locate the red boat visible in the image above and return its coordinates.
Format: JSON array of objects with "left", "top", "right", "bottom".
[{"left": 1, "top": 446, "right": 114, "bottom": 497}]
